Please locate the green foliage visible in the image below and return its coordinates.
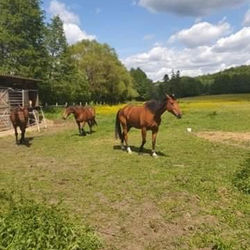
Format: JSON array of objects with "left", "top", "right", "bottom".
[
  {"left": 151, "top": 72, "right": 203, "bottom": 99},
  {"left": 233, "top": 158, "right": 250, "bottom": 194},
  {"left": 130, "top": 67, "right": 152, "bottom": 100},
  {"left": 0, "top": 191, "right": 102, "bottom": 250},
  {"left": 69, "top": 40, "right": 137, "bottom": 104},
  {"left": 0, "top": 0, "right": 47, "bottom": 78}
]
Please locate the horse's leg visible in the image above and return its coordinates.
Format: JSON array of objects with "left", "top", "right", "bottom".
[
  {"left": 122, "top": 123, "right": 132, "bottom": 153},
  {"left": 139, "top": 127, "right": 147, "bottom": 153},
  {"left": 152, "top": 128, "right": 158, "bottom": 157},
  {"left": 14, "top": 126, "right": 18, "bottom": 144},
  {"left": 20, "top": 127, "right": 25, "bottom": 144},
  {"left": 76, "top": 121, "right": 82, "bottom": 135},
  {"left": 81, "top": 121, "right": 86, "bottom": 136},
  {"left": 87, "top": 121, "right": 92, "bottom": 134}
]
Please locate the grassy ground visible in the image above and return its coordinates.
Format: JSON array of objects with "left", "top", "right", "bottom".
[{"left": 0, "top": 94, "right": 250, "bottom": 249}]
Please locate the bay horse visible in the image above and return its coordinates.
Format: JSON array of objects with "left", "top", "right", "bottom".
[
  {"left": 10, "top": 106, "right": 29, "bottom": 144},
  {"left": 63, "top": 106, "right": 97, "bottom": 135},
  {"left": 115, "top": 94, "right": 182, "bottom": 157}
]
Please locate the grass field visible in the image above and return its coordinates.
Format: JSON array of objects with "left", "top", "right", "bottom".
[{"left": 0, "top": 94, "right": 250, "bottom": 249}]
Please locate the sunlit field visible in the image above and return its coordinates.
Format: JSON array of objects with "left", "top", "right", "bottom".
[{"left": 0, "top": 94, "right": 250, "bottom": 249}]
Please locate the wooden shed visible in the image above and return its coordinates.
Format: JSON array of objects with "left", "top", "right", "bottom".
[{"left": 0, "top": 74, "right": 41, "bottom": 131}]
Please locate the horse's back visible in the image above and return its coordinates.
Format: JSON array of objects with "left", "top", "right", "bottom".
[
  {"left": 119, "top": 105, "right": 147, "bottom": 128},
  {"left": 76, "top": 106, "right": 95, "bottom": 121}
]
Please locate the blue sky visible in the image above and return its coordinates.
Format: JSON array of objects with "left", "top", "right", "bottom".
[{"left": 42, "top": 0, "right": 250, "bottom": 81}]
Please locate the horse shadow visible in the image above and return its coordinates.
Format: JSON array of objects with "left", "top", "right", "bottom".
[
  {"left": 17, "top": 137, "right": 34, "bottom": 148},
  {"left": 113, "top": 145, "right": 167, "bottom": 157},
  {"left": 73, "top": 130, "right": 97, "bottom": 137}
]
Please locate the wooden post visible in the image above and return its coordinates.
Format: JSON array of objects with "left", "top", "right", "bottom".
[{"left": 33, "top": 110, "right": 40, "bottom": 132}]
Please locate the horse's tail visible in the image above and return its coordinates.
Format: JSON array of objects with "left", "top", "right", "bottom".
[{"left": 115, "top": 109, "right": 122, "bottom": 140}]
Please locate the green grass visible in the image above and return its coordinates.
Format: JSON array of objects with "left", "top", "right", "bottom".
[
  {"left": 0, "top": 191, "right": 102, "bottom": 250},
  {"left": 0, "top": 94, "right": 250, "bottom": 249}
]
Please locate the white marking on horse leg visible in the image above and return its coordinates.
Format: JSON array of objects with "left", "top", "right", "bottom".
[
  {"left": 121, "top": 144, "right": 125, "bottom": 150},
  {"left": 152, "top": 152, "right": 158, "bottom": 158},
  {"left": 127, "top": 146, "right": 132, "bottom": 154}
]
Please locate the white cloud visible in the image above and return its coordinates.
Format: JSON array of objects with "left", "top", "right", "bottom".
[
  {"left": 139, "top": 0, "right": 246, "bottom": 16},
  {"left": 169, "top": 21, "right": 231, "bottom": 48},
  {"left": 63, "top": 24, "right": 96, "bottom": 44},
  {"left": 123, "top": 27, "right": 250, "bottom": 81},
  {"left": 49, "top": 0, "right": 96, "bottom": 44},
  {"left": 243, "top": 9, "right": 250, "bottom": 26},
  {"left": 213, "top": 27, "right": 250, "bottom": 52}
]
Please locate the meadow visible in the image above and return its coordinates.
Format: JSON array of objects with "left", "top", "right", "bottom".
[{"left": 0, "top": 94, "right": 250, "bottom": 249}]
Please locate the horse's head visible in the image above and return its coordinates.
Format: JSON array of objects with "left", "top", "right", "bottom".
[
  {"left": 62, "top": 106, "right": 73, "bottom": 120},
  {"left": 166, "top": 94, "right": 182, "bottom": 119}
]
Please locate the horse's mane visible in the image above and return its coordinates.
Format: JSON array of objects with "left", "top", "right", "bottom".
[{"left": 144, "top": 98, "right": 166, "bottom": 113}]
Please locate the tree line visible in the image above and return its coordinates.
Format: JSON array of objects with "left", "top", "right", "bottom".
[
  {"left": 130, "top": 65, "right": 250, "bottom": 100},
  {"left": 1, "top": 0, "right": 250, "bottom": 104},
  {"left": 0, "top": 0, "right": 137, "bottom": 104}
]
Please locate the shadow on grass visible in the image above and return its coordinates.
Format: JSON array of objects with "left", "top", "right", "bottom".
[
  {"left": 113, "top": 145, "right": 167, "bottom": 157},
  {"left": 17, "top": 137, "right": 34, "bottom": 148},
  {"left": 72, "top": 130, "right": 97, "bottom": 137}
]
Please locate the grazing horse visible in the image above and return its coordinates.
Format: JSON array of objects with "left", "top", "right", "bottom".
[
  {"left": 63, "top": 106, "right": 97, "bottom": 135},
  {"left": 115, "top": 94, "right": 182, "bottom": 157},
  {"left": 10, "top": 106, "right": 29, "bottom": 144}
]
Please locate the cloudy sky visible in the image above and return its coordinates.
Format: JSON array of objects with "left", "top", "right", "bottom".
[{"left": 43, "top": 0, "right": 250, "bottom": 81}]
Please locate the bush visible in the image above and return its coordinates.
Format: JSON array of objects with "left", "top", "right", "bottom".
[{"left": 0, "top": 191, "right": 102, "bottom": 250}]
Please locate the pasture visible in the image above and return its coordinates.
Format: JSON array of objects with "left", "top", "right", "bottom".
[{"left": 0, "top": 94, "right": 250, "bottom": 249}]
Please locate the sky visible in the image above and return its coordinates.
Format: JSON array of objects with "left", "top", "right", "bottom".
[{"left": 42, "top": 0, "right": 250, "bottom": 81}]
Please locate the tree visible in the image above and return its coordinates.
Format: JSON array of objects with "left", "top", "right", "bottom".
[
  {"left": 0, "top": 0, "right": 47, "bottom": 78},
  {"left": 130, "top": 67, "right": 153, "bottom": 100},
  {"left": 163, "top": 74, "right": 169, "bottom": 83},
  {"left": 45, "top": 15, "right": 67, "bottom": 80},
  {"left": 69, "top": 40, "right": 137, "bottom": 104}
]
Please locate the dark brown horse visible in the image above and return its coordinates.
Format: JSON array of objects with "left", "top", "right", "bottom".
[
  {"left": 10, "top": 106, "right": 29, "bottom": 144},
  {"left": 115, "top": 95, "right": 182, "bottom": 157},
  {"left": 63, "top": 106, "right": 97, "bottom": 135}
]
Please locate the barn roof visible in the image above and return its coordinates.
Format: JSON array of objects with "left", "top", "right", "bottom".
[{"left": 0, "top": 74, "right": 41, "bottom": 89}]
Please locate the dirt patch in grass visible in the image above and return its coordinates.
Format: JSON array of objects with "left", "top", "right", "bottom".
[{"left": 195, "top": 131, "right": 250, "bottom": 148}]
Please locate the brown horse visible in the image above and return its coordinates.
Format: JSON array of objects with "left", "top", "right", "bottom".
[
  {"left": 63, "top": 106, "right": 97, "bottom": 135},
  {"left": 10, "top": 106, "right": 29, "bottom": 144},
  {"left": 115, "top": 94, "right": 182, "bottom": 157}
]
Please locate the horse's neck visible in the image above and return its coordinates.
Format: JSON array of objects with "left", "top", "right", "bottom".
[{"left": 155, "top": 100, "right": 167, "bottom": 117}]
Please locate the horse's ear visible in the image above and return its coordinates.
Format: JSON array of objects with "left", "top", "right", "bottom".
[
  {"left": 165, "top": 94, "right": 171, "bottom": 99},
  {"left": 170, "top": 93, "right": 176, "bottom": 100}
]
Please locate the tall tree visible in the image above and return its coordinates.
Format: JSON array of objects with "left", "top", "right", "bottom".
[
  {"left": 46, "top": 15, "right": 67, "bottom": 80},
  {"left": 130, "top": 67, "right": 153, "bottom": 100},
  {"left": 0, "top": 0, "right": 47, "bottom": 77}
]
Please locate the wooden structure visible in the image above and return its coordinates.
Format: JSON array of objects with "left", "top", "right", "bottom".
[{"left": 0, "top": 74, "right": 46, "bottom": 132}]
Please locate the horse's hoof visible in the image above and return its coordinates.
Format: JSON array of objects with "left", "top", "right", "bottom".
[
  {"left": 152, "top": 152, "right": 158, "bottom": 158},
  {"left": 127, "top": 147, "right": 132, "bottom": 154}
]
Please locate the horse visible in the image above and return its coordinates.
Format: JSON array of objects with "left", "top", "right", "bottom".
[
  {"left": 115, "top": 94, "right": 182, "bottom": 157},
  {"left": 63, "top": 106, "right": 97, "bottom": 135},
  {"left": 10, "top": 106, "right": 29, "bottom": 144}
]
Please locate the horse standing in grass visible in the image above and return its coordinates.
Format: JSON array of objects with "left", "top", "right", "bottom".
[
  {"left": 10, "top": 106, "right": 29, "bottom": 144},
  {"left": 63, "top": 106, "right": 97, "bottom": 135},
  {"left": 115, "top": 94, "right": 182, "bottom": 157}
]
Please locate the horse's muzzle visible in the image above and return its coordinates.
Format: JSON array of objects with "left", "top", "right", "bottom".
[{"left": 176, "top": 114, "right": 182, "bottom": 119}]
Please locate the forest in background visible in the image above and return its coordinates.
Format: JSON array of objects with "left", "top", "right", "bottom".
[{"left": 1, "top": 0, "right": 250, "bottom": 104}]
